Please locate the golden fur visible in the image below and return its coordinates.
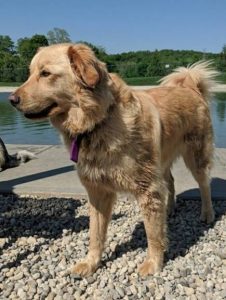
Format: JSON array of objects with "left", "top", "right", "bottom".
[{"left": 11, "top": 44, "right": 218, "bottom": 277}]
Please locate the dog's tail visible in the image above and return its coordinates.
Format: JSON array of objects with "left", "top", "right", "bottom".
[{"left": 159, "top": 61, "right": 219, "bottom": 100}]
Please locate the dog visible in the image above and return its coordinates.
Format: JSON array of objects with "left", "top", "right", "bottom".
[
  {"left": 0, "top": 137, "right": 36, "bottom": 171},
  {"left": 9, "top": 43, "right": 218, "bottom": 277}
]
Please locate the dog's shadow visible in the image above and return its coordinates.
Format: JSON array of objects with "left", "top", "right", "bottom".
[
  {"left": 0, "top": 196, "right": 86, "bottom": 238},
  {"left": 0, "top": 194, "right": 122, "bottom": 270},
  {"left": 105, "top": 179, "right": 226, "bottom": 264},
  {"left": 0, "top": 195, "right": 123, "bottom": 240}
]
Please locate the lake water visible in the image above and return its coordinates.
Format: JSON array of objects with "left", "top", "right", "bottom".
[{"left": 0, "top": 92, "right": 226, "bottom": 147}]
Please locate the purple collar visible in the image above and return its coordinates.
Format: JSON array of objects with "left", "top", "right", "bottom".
[
  {"left": 70, "top": 138, "right": 79, "bottom": 162},
  {"left": 70, "top": 105, "right": 114, "bottom": 162},
  {"left": 70, "top": 135, "right": 83, "bottom": 162}
]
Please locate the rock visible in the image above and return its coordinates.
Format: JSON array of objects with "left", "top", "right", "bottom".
[
  {"left": 184, "top": 287, "right": 194, "bottom": 296},
  {"left": 17, "top": 288, "right": 27, "bottom": 299},
  {"left": 221, "top": 289, "right": 226, "bottom": 299},
  {"left": 6, "top": 269, "right": 14, "bottom": 278},
  {"left": 32, "top": 273, "right": 41, "bottom": 280},
  {"left": 130, "top": 285, "right": 137, "bottom": 295},
  {"left": 63, "top": 293, "right": 74, "bottom": 300},
  {"left": 46, "top": 293, "right": 56, "bottom": 300},
  {"left": 99, "top": 279, "right": 106, "bottom": 288},
  {"left": 0, "top": 194, "right": 225, "bottom": 300},
  {"left": 86, "top": 276, "right": 95, "bottom": 284},
  {"left": 116, "top": 287, "right": 125, "bottom": 298},
  {"left": 73, "top": 291, "right": 81, "bottom": 299},
  {"left": 13, "top": 272, "right": 24, "bottom": 281},
  {"left": 0, "top": 238, "right": 7, "bottom": 248},
  {"left": 27, "top": 237, "right": 37, "bottom": 244}
]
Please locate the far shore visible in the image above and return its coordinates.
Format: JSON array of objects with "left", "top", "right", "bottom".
[{"left": 1, "top": 84, "right": 226, "bottom": 93}]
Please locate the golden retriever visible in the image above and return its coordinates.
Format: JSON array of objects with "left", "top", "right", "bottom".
[{"left": 9, "top": 43, "right": 218, "bottom": 277}]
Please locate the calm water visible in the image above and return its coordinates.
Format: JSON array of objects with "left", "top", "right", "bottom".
[
  {"left": 0, "top": 92, "right": 226, "bottom": 147},
  {"left": 0, "top": 93, "right": 60, "bottom": 145}
]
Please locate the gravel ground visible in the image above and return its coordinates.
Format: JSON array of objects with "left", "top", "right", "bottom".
[{"left": 0, "top": 193, "right": 225, "bottom": 300}]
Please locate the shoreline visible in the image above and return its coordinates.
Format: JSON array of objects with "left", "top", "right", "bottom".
[{"left": 1, "top": 84, "right": 226, "bottom": 93}]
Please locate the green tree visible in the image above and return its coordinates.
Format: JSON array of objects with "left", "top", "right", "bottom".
[
  {"left": 14, "top": 34, "right": 48, "bottom": 81},
  {"left": 146, "top": 51, "right": 165, "bottom": 76},
  {"left": 0, "top": 53, "right": 19, "bottom": 82},
  {"left": 222, "top": 44, "right": 226, "bottom": 57},
  {"left": 218, "top": 44, "right": 226, "bottom": 71},
  {"left": 47, "top": 28, "right": 71, "bottom": 44},
  {"left": 137, "top": 62, "right": 148, "bottom": 77},
  {"left": 0, "top": 35, "right": 17, "bottom": 81},
  {"left": 117, "top": 62, "right": 138, "bottom": 78},
  {"left": 0, "top": 35, "right": 14, "bottom": 53},
  {"left": 17, "top": 34, "right": 48, "bottom": 63},
  {"left": 76, "top": 41, "right": 107, "bottom": 61}
]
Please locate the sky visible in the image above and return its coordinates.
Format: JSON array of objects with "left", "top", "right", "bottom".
[{"left": 1, "top": 0, "right": 226, "bottom": 54}]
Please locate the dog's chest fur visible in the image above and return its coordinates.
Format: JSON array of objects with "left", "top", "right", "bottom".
[
  {"left": 77, "top": 131, "right": 138, "bottom": 191},
  {"left": 76, "top": 121, "right": 156, "bottom": 193}
]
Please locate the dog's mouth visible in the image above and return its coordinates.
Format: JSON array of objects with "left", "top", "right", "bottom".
[{"left": 24, "top": 103, "right": 58, "bottom": 119}]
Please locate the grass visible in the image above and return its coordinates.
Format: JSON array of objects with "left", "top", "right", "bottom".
[
  {"left": 125, "top": 73, "right": 226, "bottom": 86},
  {"left": 218, "top": 73, "right": 226, "bottom": 83},
  {"left": 124, "top": 76, "right": 161, "bottom": 86},
  {"left": 215, "top": 92, "right": 226, "bottom": 100},
  {"left": 0, "top": 82, "right": 21, "bottom": 87}
]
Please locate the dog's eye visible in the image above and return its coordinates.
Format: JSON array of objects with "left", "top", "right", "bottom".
[{"left": 40, "top": 70, "right": 51, "bottom": 77}]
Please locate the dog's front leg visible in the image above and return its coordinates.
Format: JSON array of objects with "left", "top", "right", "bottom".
[
  {"left": 71, "top": 186, "right": 116, "bottom": 277},
  {"left": 136, "top": 183, "right": 168, "bottom": 276}
]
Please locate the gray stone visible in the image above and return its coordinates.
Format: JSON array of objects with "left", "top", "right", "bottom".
[
  {"left": 112, "top": 290, "right": 120, "bottom": 300},
  {"left": 116, "top": 287, "right": 125, "bottom": 298},
  {"left": 4, "top": 287, "right": 14, "bottom": 298},
  {"left": 221, "top": 289, "right": 226, "bottom": 299},
  {"left": 0, "top": 191, "right": 225, "bottom": 300},
  {"left": 63, "top": 293, "right": 74, "bottom": 300},
  {"left": 17, "top": 288, "right": 27, "bottom": 299},
  {"left": 99, "top": 280, "right": 106, "bottom": 288},
  {"left": 130, "top": 285, "right": 138, "bottom": 295},
  {"left": 32, "top": 273, "right": 41, "bottom": 280},
  {"left": 184, "top": 287, "right": 194, "bottom": 296},
  {"left": 13, "top": 272, "right": 24, "bottom": 281},
  {"left": 6, "top": 269, "right": 14, "bottom": 278},
  {"left": 86, "top": 276, "right": 95, "bottom": 284}
]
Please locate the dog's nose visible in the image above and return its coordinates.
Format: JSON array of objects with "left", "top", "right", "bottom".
[{"left": 9, "top": 93, "right": 20, "bottom": 106}]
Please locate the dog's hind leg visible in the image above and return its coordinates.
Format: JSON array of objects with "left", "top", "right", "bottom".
[
  {"left": 183, "top": 135, "right": 215, "bottom": 224},
  {"left": 71, "top": 186, "right": 116, "bottom": 277},
  {"left": 164, "top": 169, "right": 175, "bottom": 215}
]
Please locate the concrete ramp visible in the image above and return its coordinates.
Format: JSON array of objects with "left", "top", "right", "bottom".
[{"left": 0, "top": 145, "right": 226, "bottom": 200}]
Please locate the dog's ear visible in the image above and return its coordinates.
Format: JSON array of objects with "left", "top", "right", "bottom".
[{"left": 68, "top": 44, "right": 101, "bottom": 88}]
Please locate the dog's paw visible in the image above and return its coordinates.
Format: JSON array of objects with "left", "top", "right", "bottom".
[
  {"left": 71, "top": 260, "right": 98, "bottom": 277},
  {"left": 200, "top": 209, "right": 215, "bottom": 224},
  {"left": 138, "top": 258, "right": 162, "bottom": 276}
]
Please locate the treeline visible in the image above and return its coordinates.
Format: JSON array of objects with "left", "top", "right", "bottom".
[
  {"left": 0, "top": 28, "right": 71, "bottom": 82},
  {"left": 0, "top": 28, "right": 226, "bottom": 82}
]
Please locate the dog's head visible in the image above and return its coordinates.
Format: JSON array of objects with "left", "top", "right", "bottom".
[{"left": 9, "top": 43, "right": 114, "bottom": 134}]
